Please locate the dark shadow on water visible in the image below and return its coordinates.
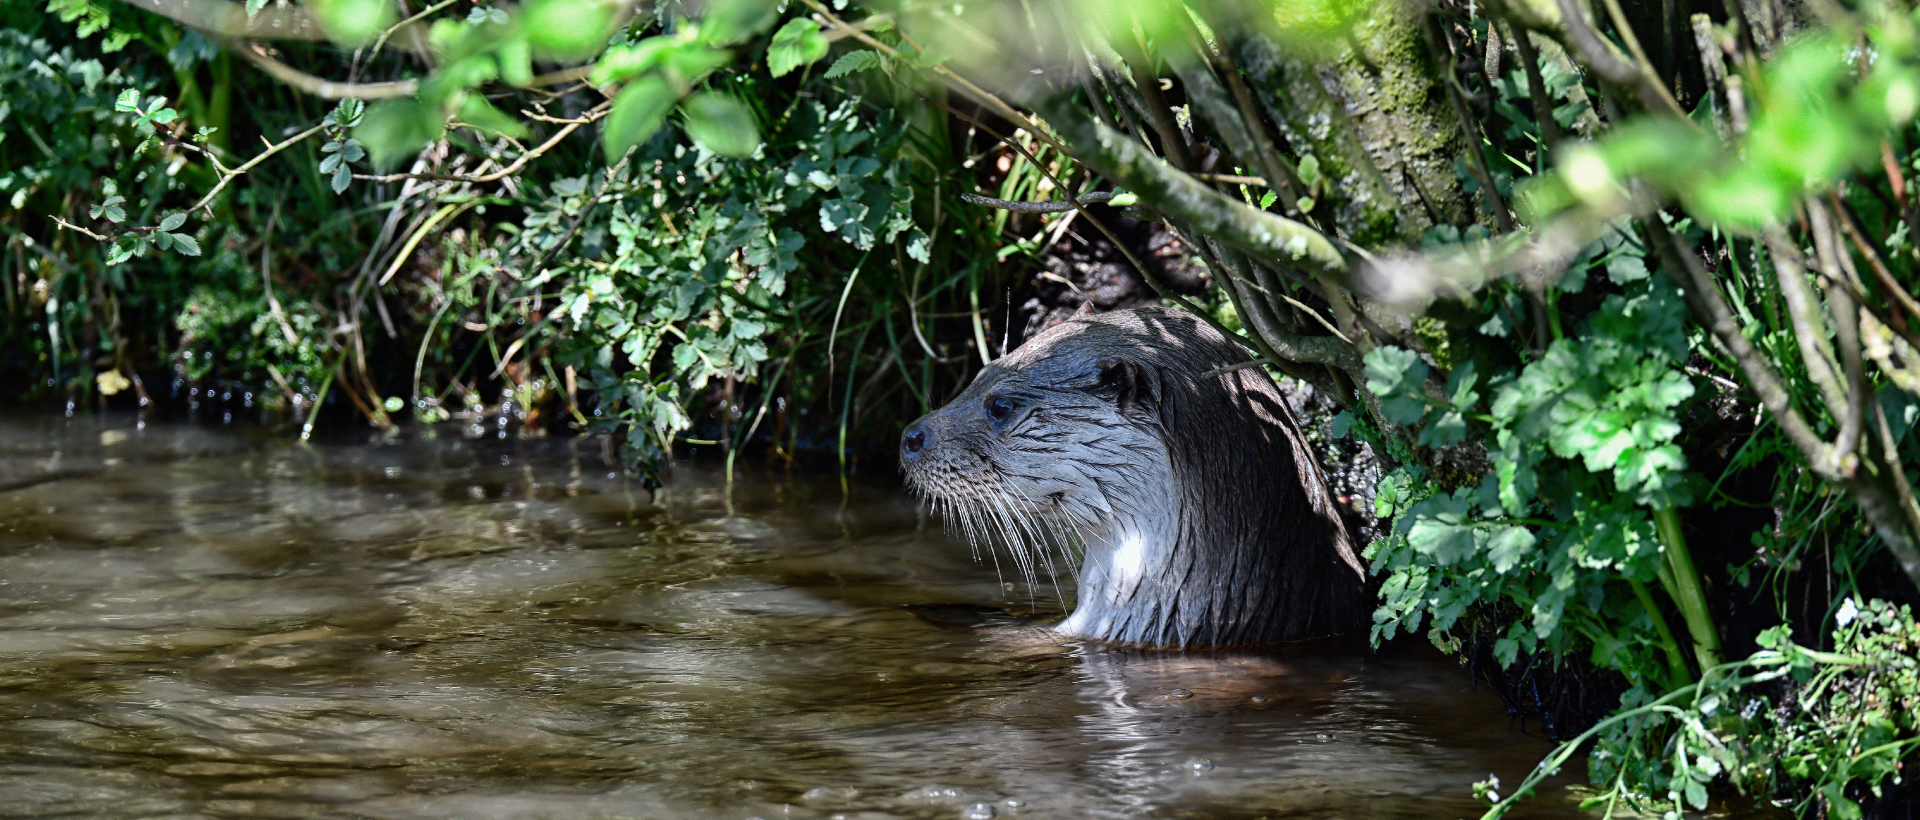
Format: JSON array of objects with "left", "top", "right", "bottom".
[{"left": 0, "top": 415, "right": 1587, "bottom": 819}]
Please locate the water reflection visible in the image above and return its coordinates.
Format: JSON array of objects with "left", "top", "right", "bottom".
[{"left": 0, "top": 416, "right": 1582, "bottom": 819}]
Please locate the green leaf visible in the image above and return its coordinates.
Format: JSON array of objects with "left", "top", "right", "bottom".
[
  {"left": 331, "top": 163, "right": 352, "bottom": 193},
  {"left": 157, "top": 212, "right": 186, "bottom": 232},
  {"left": 522, "top": 0, "right": 616, "bottom": 60},
  {"left": 602, "top": 76, "right": 676, "bottom": 158},
  {"left": 305, "top": 0, "right": 392, "bottom": 46},
  {"left": 698, "top": 0, "right": 778, "bottom": 46},
  {"left": 1606, "top": 254, "right": 1649, "bottom": 284},
  {"left": 768, "top": 18, "right": 829, "bottom": 78},
  {"left": 1295, "top": 196, "right": 1316, "bottom": 212},
  {"left": 906, "top": 228, "right": 931, "bottom": 263},
  {"left": 456, "top": 93, "right": 529, "bottom": 139},
  {"left": 245, "top": 0, "right": 267, "bottom": 16},
  {"left": 356, "top": 98, "right": 447, "bottom": 168},
  {"left": 1297, "top": 153, "right": 1321, "bottom": 187},
  {"left": 1329, "top": 411, "right": 1352, "bottom": 439},
  {"left": 168, "top": 233, "right": 201, "bottom": 256},
  {"left": 114, "top": 89, "right": 141, "bottom": 112},
  {"left": 1487, "top": 526, "right": 1536, "bottom": 573},
  {"left": 590, "top": 38, "right": 675, "bottom": 85},
  {"left": 825, "top": 49, "right": 883, "bottom": 78},
  {"left": 681, "top": 92, "right": 759, "bottom": 158},
  {"left": 1363, "top": 346, "right": 1429, "bottom": 425}
]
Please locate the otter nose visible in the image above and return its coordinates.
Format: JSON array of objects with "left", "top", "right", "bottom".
[{"left": 901, "top": 426, "right": 929, "bottom": 462}]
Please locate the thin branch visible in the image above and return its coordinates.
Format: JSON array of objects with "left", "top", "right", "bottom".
[
  {"left": 1763, "top": 225, "right": 1849, "bottom": 422},
  {"left": 362, "top": 0, "right": 455, "bottom": 64},
  {"left": 190, "top": 122, "right": 327, "bottom": 215},
  {"left": 355, "top": 102, "right": 609, "bottom": 184},
  {"left": 959, "top": 190, "right": 1115, "bottom": 213},
  {"left": 1832, "top": 193, "right": 1920, "bottom": 333},
  {"left": 1191, "top": 172, "right": 1268, "bottom": 187},
  {"left": 1807, "top": 200, "right": 1865, "bottom": 470},
  {"left": 1033, "top": 96, "right": 1349, "bottom": 283},
  {"left": 236, "top": 43, "right": 420, "bottom": 99},
  {"left": 116, "top": 0, "right": 345, "bottom": 42},
  {"left": 797, "top": 0, "right": 1069, "bottom": 157},
  {"left": 49, "top": 217, "right": 109, "bottom": 241},
  {"left": 1510, "top": 23, "right": 1564, "bottom": 151},
  {"left": 1551, "top": 0, "right": 1687, "bottom": 118},
  {"left": 1650, "top": 218, "right": 1839, "bottom": 477},
  {"left": 1426, "top": 9, "right": 1514, "bottom": 233}
]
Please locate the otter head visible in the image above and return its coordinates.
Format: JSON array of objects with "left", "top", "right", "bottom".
[{"left": 901, "top": 307, "right": 1368, "bottom": 648}]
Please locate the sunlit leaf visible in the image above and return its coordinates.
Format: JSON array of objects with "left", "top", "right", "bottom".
[
  {"left": 590, "top": 38, "right": 675, "bottom": 85},
  {"left": 699, "top": 0, "right": 777, "bottom": 46},
  {"left": 522, "top": 0, "right": 616, "bottom": 60},
  {"left": 681, "top": 91, "right": 759, "bottom": 158},
  {"left": 456, "top": 93, "right": 529, "bottom": 139},
  {"left": 303, "top": 0, "right": 392, "bottom": 47},
  {"left": 602, "top": 76, "right": 676, "bottom": 158},
  {"left": 768, "top": 18, "right": 829, "bottom": 78},
  {"left": 356, "top": 97, "right": 447, "bottom": 168}
]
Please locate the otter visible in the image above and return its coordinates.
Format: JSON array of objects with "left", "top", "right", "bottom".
[{"left": 899, "top": 306, "right": 1369, "bottom": 647}]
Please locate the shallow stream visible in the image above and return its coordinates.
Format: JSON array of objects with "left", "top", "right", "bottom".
[{"left": 0, "top": 417, "right": 1583, "bottom": 819}]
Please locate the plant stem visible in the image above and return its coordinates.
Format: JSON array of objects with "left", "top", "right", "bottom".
[
  {"left": 1629, "top": 577, "right": 1693, "bottom": 687},
  {"left": 1653, "top": 505, "right": 1722, "bottom": 672}
]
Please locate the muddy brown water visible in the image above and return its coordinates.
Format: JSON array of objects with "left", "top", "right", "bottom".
[{"left": 0, "top": 416, "right": 1587, "bottom": 819}]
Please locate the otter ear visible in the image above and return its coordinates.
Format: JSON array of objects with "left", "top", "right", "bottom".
[{"left": 1094, "top": 356, "right": 1154, "bottom": 414}]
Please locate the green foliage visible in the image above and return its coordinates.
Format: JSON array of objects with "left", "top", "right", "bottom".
[
  {"left": 538, "top": 97, "right": 918, "bottom": 461},
  {"left": 1489, "top": 599, "right": 1920, "bottom": 819},
  {"left": 1523, "top": 12, "right": 1920, "bottom": 230},
  {"left": 768, "top": 18, "right": 829, "bottom": 78},
  {"left": 1369, "top": 257, "right": 1701, "bottom": 674}
]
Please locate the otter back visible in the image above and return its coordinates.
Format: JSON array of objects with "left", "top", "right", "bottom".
[{"left": 900, "top": 306, "right": 1369, "bottom": 647}]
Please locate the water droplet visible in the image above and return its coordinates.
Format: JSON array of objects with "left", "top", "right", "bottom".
[
  {"left": 1003, "top": 799, "right": 1025, "bottom": 808},
  {"left": 1316, "top": 732, "right": 1333, "bottom": 741},
  {"left": 1250, "top": 695, "right": 1270, "bottom": 703},
  {"left": 1167, "top": 688, "right": 1193, "bottom": 699},
  {"left": 1185, "top": 756, "right": 1214, "bottom": 771},
  {"left": 962, "top": 802, "right": 997, "bottom": 819}
]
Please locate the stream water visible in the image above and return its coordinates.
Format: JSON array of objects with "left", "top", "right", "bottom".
[{"left": 0, "top": 416, "right": 1586, "bottom": 819}]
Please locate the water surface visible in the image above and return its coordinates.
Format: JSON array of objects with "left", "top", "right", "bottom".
[{"left": 0, "top": 417, "right": 1584, "bottom": 819}]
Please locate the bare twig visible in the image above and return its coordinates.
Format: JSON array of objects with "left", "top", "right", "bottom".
[
  {"left": 49, "top": 217, "right": 109, "bottom": 241},
  {"left": 1764, "top": 225, "right": 1849, "bottom": 420},
  {"left": 115, "top": 0, "right": 350, "bottom": 42},
  {"left": 1510, "top": 22, "right": 1564, "bottom": 152},
  {"left": 1426, "top": 10, "right": 1515, "bottom": 233},
  {"left": 1807, "top": 200, "right": 1865, "bottom": 469},
  {"left": 797, "top": 0, "right": 1069, "bottom": 157},
  {"left": 1832, "top": 193, "right": 1920, "bottom": 333},
  {"left": 236, "top": 43, "right": 420, "bottom": 99},
  {"left": 1552, "top": 0, "right": 1687, "bottom": 118},
  {"left": 1651, "top": 219, "right": 1838, "bottom": 476},
  {"left": 190, "top": 122, "right": 327, "bottom": 215},
  {"left": 355, "top": 102, "right": 609, "bottom": 184},
  {"left": 959, "top": 190, "right": 1115, "bottom": 213}
]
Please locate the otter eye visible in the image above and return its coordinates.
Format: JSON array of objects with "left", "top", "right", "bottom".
[{"left": 985, "top": 396, "right": 1017, "bottom": 424}]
